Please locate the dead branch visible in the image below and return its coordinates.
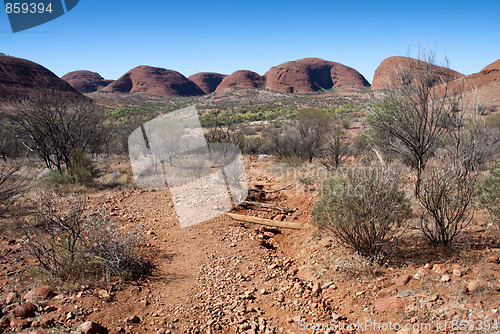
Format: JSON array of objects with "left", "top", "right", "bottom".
[
  {"left": 226, "top": 213, "right": 307, "bottom": 230},
  {"left": 239, "top": 200, "right": 295, "bottom": 213}
]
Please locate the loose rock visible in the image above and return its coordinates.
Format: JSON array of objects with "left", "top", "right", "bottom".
[
  {"left": 13, "top": 302, "right": 37, "bottom": 318},
  {"left": 74, "top": 321, "right": 108, "bottom": 334},
  {"left": 394, "top": 274, "right": 411, "bottom": 286},
  {"left": 23, "top": 288, "right": 55, "bottom": 303}
]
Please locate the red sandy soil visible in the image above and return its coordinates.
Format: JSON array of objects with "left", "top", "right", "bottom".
[{"left": 0, "top": 157, "right": 499, "bottom": 333}]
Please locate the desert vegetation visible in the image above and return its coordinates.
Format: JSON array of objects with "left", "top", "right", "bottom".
[
  {"left": 0, "top": 50, "right": 499, "bottom": 333},
  {"left": 312, "top": 165, "right": 412, "bottom": 259},
  {"left": 25, "top": 192, "right": 148, "bottom": 282}
]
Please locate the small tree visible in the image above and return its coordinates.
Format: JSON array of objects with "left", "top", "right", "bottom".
[
  {"left": 0, "top": 165, "right": 27, "bottom": 216},
  {"left": 67, "top": 148, "right": 100, "bottom": 185},
  {"left": 320, "top": 124, "right": 350, "bottom": 170},
  {"left": 312, "top": 166, "right": 412, "bottom": 260},
  {"left": 265, "top": 108, "right": 330, "bottom": 162},
  {"left": 368, "top": 48, "right": 463, "bottom": 196},
  {"left": 15, "top": 90, "right": 107, "bottom": 172},
  {"left": 418, "top": 166, "right": 476, "bottom": 247},
  {"left": 0, "top": 114, "right": 25, "bottom": 161},
  {"left": 204, "top": 108, "right": 243, "bottom": 149}
]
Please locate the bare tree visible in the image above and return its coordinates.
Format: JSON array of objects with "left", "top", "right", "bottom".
[
  {"left": 0, "top": 165, "right": 27, "bottom": 216},
  {"left": 368, "top": 48, "right": 463, "bottom": 196},
  {"left": 15, "top": 90, "right": 107, "bottom": 172},
  {"left": 265, "top": 108, "right": 330, "bottom": 162},
  {"left": 440, "top": 108, "right": 500, "bottom": 175},
  {"left": 320, "top": 124, "right": 351, "bottom": 170}
]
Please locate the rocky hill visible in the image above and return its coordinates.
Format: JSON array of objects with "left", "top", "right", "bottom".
[
  {"left": 265, "top": 58, "right": 370, "bottom": 93},
  {"left": 451, "top": 58, "right": 500, "bottom": 107},
  {"left": 215, "top": 70, "right": 264, "bottom": 93},
  {"left": 61, "top": 70, "right": 113, "bottom": 93},
  {"left": 188, "top": 72, "right": 227, "bottom": 94},
  {"left": 372, "top": 56, "right": 464, "bottom": 90},
  {"left": 0, "top": 55, "right": 81, "bottom": 102},
  {"left": 101, "top": 66, "right": 205, "bottom": 97}
]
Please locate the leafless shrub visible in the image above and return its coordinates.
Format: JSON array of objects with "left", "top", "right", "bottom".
[
  {"left": 0, "top": 113, "right": 25, "bottom": 161},
  {"left": 440, "top": 117, "right": 500, "bottom": 174},
  {"left": 26, "top": 193, "right": 148, "bottom": 281},
  {"left": 417, "top": 166, "right": 476, "bottom": 247},
  {"left": 0, "top": 165, "right": 28, "bottom": 216},
  {"left": 265, "top": 109, "right": 330, "bottom": 162},
  {"left": 85, "top": 214, "right": 146, "bottom": 279},
  {"left": 319, "top": 125, "right": 350, "bottom": 170},
  {"left": 312, "top": 166, "right": 412, "bottom": 260}
]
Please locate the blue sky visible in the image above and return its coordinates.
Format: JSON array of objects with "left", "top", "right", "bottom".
[{"left": 1, "top": 0, "right": 499, "bottom": 84}]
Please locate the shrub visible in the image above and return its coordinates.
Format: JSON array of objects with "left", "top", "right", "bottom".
[
  {"left": 42, "top": 170, "right": 72, "bottom": 187},
  {"left": 26, "top": 193, "right": 148, "bottom": 281},
  {"left": 0, "top": 165, "right": 27, "bottom": 216},
  {"left": 352, "top": 133, "right": 370, "bottom": 155},
  {"left": 486, "top": 112, "right": 500, "bottom": 130},
  {"left": 42, "top": 149, "right": 99, "bottom": 187},
  {"left": 340, "top": 118, "right": 351, "bottom": 129},
  {"left": 477, "top": 162, "right": 500, "bottom": 224},
  {"left": 440, "top": 118, "right": 500, "bottom": 175},
  {"left": 418, "top": 166, "right": 476, "bottom": 247},
  {"left": 67, "top": 148, "right": 100, "bottom": 185},
  {"left": 241, "top": 135, "right": 263, "bottom": 155},
  {"left": 280, "top": 155, "right": 304, "bottom": 167},
  {"left": 298, "top": 175, "right": 314, "bottom": 186},
  {"left": 319, "top": 125, "right": 350, "bottom": 170},
  {"left": 264, "top": 109, "right": 331, "bottom": 162},
  {"left": 312, "top": 166, "right": 412, "bottom": 260}
]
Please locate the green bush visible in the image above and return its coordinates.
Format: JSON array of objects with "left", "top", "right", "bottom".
[
  {"left": 43, "top": 170, "right": 72, "bottom": 187},
  {"left": 312, "top": 166, "right": 412, "bottom": 260},
  {"left": 67, "top": 148, "right": 100, "bottom": 185},
  {"left": 352, "top": 133, "right": 369, "bottom": 155},
  {"left": 298, "top": 175, "right": 314, "bottom": 186},
  {"left": 477, "top": 162, "right": 500, "bottom": 224},
  {"left": 280, "top": 155, "right": 304, "bottom": 167}
]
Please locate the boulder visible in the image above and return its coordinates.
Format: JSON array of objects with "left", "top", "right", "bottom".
[
  {"left": 13, "top": 302, "right": 37, "bottom": 318},
  {"left": 74, "top": 321, "right": 108, "bottom": 334}
]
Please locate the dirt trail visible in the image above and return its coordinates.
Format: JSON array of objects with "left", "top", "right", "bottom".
[{"left": 71, "top": 187, "right": 331, "bottom": 333}]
